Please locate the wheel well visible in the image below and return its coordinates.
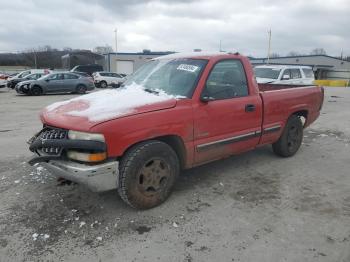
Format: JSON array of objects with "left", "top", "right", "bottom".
[
  {"left": 292, "top": 110, "right": 308, "bottom": 126},
  {"left": 32, "top": 84, "right": 42, "bottom": 89},
  {"left": 157, "top": 135, "right": 186, "bottom": 169},
  {"left": 120, "top": 135, "right": 187, "bottom": 169}
]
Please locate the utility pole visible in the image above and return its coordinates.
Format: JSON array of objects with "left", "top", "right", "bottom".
[
  {"left": 33, "top": 50, "right": 37, "bottom": 69},
  {"left": 114, "top": 28, "right": 118, "bottom": 73},
  {"left": 219, "top": 40, "right": 222, "bottom": 52},
  {"left": 267, "top": 29, "right": 272, "bottom": 64}
]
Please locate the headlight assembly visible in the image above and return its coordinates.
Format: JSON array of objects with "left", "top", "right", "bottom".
[{"left": 68, "top": 130, "right": 105, "bottom": 142}]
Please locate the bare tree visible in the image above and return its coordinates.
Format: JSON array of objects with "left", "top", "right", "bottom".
[
  {"left": 93, "top": 45, "right": 113, "bottom": 54},
  {"left": 270, "top": 53, "right": 280, "bottom": 58},
  {"left": 63, "top": 47, "right": 73, "bottom": 52},
  {"left": 310, "top": 48, "right": 327, "bottom": 55},
  {"left": 287, "top": 51, "right": 300, "bottom": 56}
]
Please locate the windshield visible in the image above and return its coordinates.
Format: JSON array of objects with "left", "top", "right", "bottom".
[
  {"left": 17, "top": 71, "right": 31, "bottom": 78},
  {"left": 254, "top": 68, "right": 281, "bottom": 79},
  {"left": 122, "top": 58, "right": 207, "bottom": 98},
  {"left": 26, "top": 74, "right": 39, "bottom": 80}
]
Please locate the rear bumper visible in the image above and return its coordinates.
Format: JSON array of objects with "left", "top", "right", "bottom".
[
  {"left": 87, "top": 83, "right": 95, "bottom": 90},
  {"left": 40, "top": 160, "right": 119, "bottom": 192}
]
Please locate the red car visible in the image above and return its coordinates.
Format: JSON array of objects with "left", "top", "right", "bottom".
[{"left": 28, "top": 53, "right": 324, "bottom": 209}]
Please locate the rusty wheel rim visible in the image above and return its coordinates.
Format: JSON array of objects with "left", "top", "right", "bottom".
[{"left": 137, "top": 158, "right": 170, "bottom": 197}]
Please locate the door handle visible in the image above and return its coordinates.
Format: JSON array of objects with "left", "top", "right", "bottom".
[{"left": 245, "top": 104, "right": 256, "bottom": 112}]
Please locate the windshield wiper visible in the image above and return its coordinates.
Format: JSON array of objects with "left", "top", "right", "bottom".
[{"left": 144, "top": 88, "right": 159, "bottom": 95}]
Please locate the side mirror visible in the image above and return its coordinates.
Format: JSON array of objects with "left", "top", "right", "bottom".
[
  {"left": 200, "top": 94, "right": 215, "bottom": 103},
  {"left": 45, "top": 79, "right": 50, "bottom": 82},
  {"left": 282, "top": 74, "right": 290, "bottom": 80}
]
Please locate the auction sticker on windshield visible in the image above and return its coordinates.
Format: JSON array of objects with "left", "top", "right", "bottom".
[{"left": 177, "top": 64, "right": 199, "bottom": 72}]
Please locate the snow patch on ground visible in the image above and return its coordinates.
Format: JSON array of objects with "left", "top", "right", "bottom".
[{"left": 45, "top": 83, "right": 176, "bottom": 122}]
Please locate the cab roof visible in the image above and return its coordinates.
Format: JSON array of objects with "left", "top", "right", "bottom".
[{"left": 154, "top": 51, "right": 240, "bottom": 60}]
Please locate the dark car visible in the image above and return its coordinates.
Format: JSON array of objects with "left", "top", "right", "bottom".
[
  {"left": 15, "top": 72, "right": 95, "bottom": 95},
  {"left": 7, "top": 72, "right": 45, "bottom": 89},
  {"left": 73, "top": 71, "right": 91, "bottom": 77},
  {"left": 70, "top": 64, "right": 103, "bottom": 76}
]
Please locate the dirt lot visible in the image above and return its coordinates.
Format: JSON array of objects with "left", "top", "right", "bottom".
[{"left": 0, "top": 87, "right": 349, "bottom": 262}]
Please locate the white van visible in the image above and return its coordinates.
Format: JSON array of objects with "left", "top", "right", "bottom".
[{"left": 254, "top": 65, "right": 315, "bottom": 85}]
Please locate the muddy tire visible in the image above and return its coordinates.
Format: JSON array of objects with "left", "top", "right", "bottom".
[
  {"left": 31, "top": 86, "right": 42, "bottom": 96},
  {"left": 272, "top": 115, "right": 303, "bottom": 157},
  {"left": 118, "top": 140, "right": 179, "bottom": 209}
]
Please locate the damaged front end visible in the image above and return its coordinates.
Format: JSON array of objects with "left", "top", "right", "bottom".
[{"left": 28, "top": 126, "right": 119, "bottom": 192}]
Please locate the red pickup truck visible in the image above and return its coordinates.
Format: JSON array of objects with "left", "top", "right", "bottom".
[{"left": 28, "top": 53, "right": 324, "bottom": 209}]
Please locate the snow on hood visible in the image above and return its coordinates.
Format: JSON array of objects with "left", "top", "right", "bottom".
[{"left": 44, "top": 83, "right": 177, "bottom": 122}]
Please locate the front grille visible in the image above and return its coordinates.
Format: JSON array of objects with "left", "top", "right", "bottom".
[{"left": 38, "top": 127, "right": 68, "bottom": 155}]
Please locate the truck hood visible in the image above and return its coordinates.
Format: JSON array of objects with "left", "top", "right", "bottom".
[{"left": 41, "top": 86, "right": 178, "bottom": 130}]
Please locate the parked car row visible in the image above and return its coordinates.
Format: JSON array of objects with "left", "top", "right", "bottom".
[
  {"left": 15, "top": 72, "right": 95, "bottom": 95},
  {"left": 6, "top": 69, "right": 52, "bottom": 88},
  {"left": 0, "top": 64, "right": 128, "bottom": 95}
]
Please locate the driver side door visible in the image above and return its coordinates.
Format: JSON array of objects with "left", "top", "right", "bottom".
[
  {"left": 45, "top": 73, "right": 64, "bottom": 93},
  {"left": 193, "top": 59, "right": 262, "bottom": 164}
]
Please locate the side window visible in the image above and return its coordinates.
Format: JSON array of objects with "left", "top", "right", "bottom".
[
  {"left": 100, "top": 73, "right": 107, "bottom": 77},
  {"left": 290, "top": 69, "right": 302, "bottom": 79},
  {"left": 47, "top": 74, "right": 59, "bottom": 80},
  {"left": 64, "top": 73, "right": 78, "bottom": 79},
  {"left": 113, "top": 73, "right": 121, "bottom": 78},
  {"left": 282, "top": 69, "right": 291, "bottom": 79},
  {"left": 203, "top": 60, "right": 248, "bottom": 100},
  {"left": 302, "top": 68, "right": 314, "bottom": 78}
]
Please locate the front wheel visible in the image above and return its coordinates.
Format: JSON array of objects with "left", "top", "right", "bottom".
[
  {"left": 118, "top": 140, "right": 180, "bottom": 209},
  {"left": 100, "top": 81, "right": 107, "bottom": 88},
  {"left": 31, "top": 86, "right": 43, "bottom": 96},
  {"left": 272, "top": 115, "right": 303, "bottom": 157}
]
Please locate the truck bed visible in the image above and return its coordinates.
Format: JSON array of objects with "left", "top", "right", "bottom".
[
  {"left": 258, "top": 83, "right": 315, "bottom": 92},
  {"left": 257, "top": 84, "right": 324, "bottom": 145}
]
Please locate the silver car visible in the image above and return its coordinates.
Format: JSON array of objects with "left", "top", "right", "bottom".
[{"left": 15, "top": 72, "right": 95, "bottom": 95}]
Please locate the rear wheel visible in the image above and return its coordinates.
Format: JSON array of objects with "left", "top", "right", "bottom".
[
  {"left": 31, "top": 86, "right": 42, "bottom": 96},
  {"left": 272, "top": 115, "right": 303, "bottom": 157},
  {"left": 118, "top": 140, "right": 179, "bottom": 209},
  {"left": 76, "top": 84, "right": 87, "bottom": 94}
]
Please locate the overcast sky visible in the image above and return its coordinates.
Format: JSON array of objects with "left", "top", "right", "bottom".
[{"left": 0, "top": 0, "right": 349, "bottom": 57}]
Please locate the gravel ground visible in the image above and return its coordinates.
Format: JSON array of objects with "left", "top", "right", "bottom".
[{"left": 0, "top": 87, "right": 349, "bottom": 262}]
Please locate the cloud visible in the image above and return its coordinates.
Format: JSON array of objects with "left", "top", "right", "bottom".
[{"left": 0, "top": 0, "right": 349, "bottom": 56}]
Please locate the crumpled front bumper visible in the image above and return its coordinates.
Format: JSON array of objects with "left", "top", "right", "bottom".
[
  {"left": 40, "top": 160, "right": 119, "bottom": 192},
  {"left": 28, "top": 127, "right": 118, "bottom": 192}
]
